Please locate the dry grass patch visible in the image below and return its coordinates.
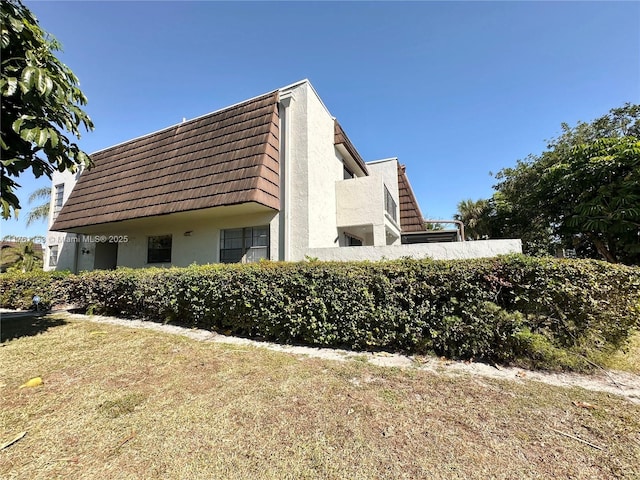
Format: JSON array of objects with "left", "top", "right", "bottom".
[
  {"left": 602, "top": 331, "right": 640, "bottom": 374},
  {"left": 1, "top": 313, "right": 639, "bottom": 479}
]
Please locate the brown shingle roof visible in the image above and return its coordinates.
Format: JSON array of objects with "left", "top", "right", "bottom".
[
  {"left": 334, "top": 121, "right": 369, "bottom": 175},
  {"left": 397, "top": 164, "right": 426, "bottom": 232},
  {"left": 51, "top": 92, "right": 280, "bottom": 231}
]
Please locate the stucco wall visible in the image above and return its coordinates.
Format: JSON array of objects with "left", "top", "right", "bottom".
[
  {"left": 336, "top": 175, "right": 384, "bottom": 229},
  {"left": 305, "top": 239, "right": 523, "bottom": 261},
  {"left": 283, "top": 83, "right": 310, "bottom": 260},
  {"left": 48, "top": 209, "right": 277, "bottom": 271},
  {"left": 115, "top": 211, "right": 278, "bottom": 269},
  {"left": 305, "top": 83, "right": 343, "bottom": 249},
  {"left": 283, "top": 81, "right": 348, "bottom": 260},
  {"left": 44, "top": 168, "right": 83, "bottom": 271},
  {"left": 366, "top": 158, "right": 400, "bottom": 222}
]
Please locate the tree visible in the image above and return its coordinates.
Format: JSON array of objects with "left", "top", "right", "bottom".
[
  {"left": 544, "top": 137, "right": 640, "bottom": 263},
  {"left": 490, "top": 160, "right": 557, "bottom": 257},
  {"left": 423, "top": 222, "right": 444, "bottom": 231},
  {"left": 1, "top": 0, "right": 93, "bottom": 219},
  {"left": 0, "top": 235, "right": 44, "bottom": 272},
  {"left": 454, "top": 198, "right": 492, "bottom": 240},
  {"left": 25, "top": 186, "right": 50, "bottom": 225},
  {"left": 491, "top": 104, "right": 640, "bottom": 264}
]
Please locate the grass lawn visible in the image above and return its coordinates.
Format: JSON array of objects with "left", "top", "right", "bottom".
[{"left": 1, "top": 313, "right": 639, "bottom": 479}]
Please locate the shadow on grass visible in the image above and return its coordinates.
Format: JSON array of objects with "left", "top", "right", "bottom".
[{"left": 0, "top": 313, "right": 67, "bottom": 343}]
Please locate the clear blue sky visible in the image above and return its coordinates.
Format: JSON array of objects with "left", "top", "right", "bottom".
[{"left": 3, "top": 0, "right": 639, "bottom": 240}]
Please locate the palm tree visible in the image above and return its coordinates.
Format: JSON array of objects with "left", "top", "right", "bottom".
[
  {"left": 26, "top": 187, "right": 51, "bottom": 226},
  {"left": 1, "top": 237, "right": 44, "bottom": 272},
  {"left": 454, "top": 199, "right": 492, "bottom": 240}
]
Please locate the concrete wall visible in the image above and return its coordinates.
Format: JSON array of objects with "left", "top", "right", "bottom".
[{"left": 305, "top": 239, "right": 523, "bottom": 261}]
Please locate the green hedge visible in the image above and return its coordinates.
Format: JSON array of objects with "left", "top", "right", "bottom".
[{"left": 2, "top": 255, "right": 639, "bottom": 370}]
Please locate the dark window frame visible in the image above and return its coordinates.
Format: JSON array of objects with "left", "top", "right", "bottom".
[
  {"left": 147, "top": 235, "right": 172, "bottom": 263},
  {"left": 220, "top": 226, "right": 269, "bottom": 263},
  {"left": 345, "top": 233, "right": 363, "bottom": 247}
]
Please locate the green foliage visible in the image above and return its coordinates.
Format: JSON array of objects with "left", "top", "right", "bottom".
[
  {"left": 0, "top": 268, "right": 73, "bottom": 308},
  {"left": 26, "top": 186, "right": 50, "bottom": 225},
  {"left": 0, "top": 238, "right": 43, "bottom": 272},
  {"left": 553, "top": 138, "right": 640, "bottom": 263},
  {"left": 511, "top": 329, "right": 589, "bottom": 371},
  {"left": 1, "top": 0, "right": 94, "bottom": 219},
  {"left": 490, "top": 103, "right": 640, "bottom": 264},
  {"left": 453, "top": 199, "right": 492, "bottom": 240},
  {"left": 2, "top": 256, "right": 638, "bottom": 371}
]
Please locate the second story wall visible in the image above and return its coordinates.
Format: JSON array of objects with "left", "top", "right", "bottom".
[
  {"left": 367, "top": 158, "right": 401, "bottom": 226},
  {"left": 44, "top": 168, "right": 83, "bottom": 271},
  {"left": 282, "top": 81, "right": 346, "bottom": 260},
  {"left": 48, "top": 168, "right": 82, "bottom": 230},
  {"left": 305, "top": 84, "right": 344, "bottom": 250}
]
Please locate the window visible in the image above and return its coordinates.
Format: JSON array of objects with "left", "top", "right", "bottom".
[
  {"left": 49, "top": 245, "right": 59, "bottom": 267},
  {"left": 54, "top": 184, "right": 64, "bottom": 209},
  {"left": 220, "top": 226, "right": 269, "bottom": 263},
  {"left": 345, "top": 234, "right": 362, "bottom": 247},
  {"left": 147, "top": 235, "right": 172, "bottom": 263},
  {"left": 53, "top": 184, "right": 64, "bottom": 219},
  {"left": 384, "top": 185, "right": 397, "bottom": 223}
]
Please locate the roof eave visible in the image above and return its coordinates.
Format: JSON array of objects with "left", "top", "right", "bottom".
[{"left": 334, "top": 121, "right": 369, "bottom": 176}]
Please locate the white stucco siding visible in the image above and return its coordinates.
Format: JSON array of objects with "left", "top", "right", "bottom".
[
  {"left": 366, "top": 158, "right": 400, "bottom": 222},
  {"left": 282, "top": 83, "right": 310, "bottom": 261},
  {"left": 47, "top": 206, "right": 277, "bottom": 271},
  {"left": 112, "top": 211, "right": 277, "bottom": 268},
  {"left": 44, "top": 168, "right": 84, "bottom": 271},
  {"left": 305, "top": 83, "right": 343, "bottom": 250},
  {"left": 48, "top": 168, "right": 82, "bottom": 229},
  {"left": 282, "top": 81, "right": 346, "bottom": 260},
  {"left": 115, "top": 220, "right": 223, "bottom": 268},
  {"left": 44, "top": 233, "right": 76, "bottom": 272},
  {"left": 306, "top": 239, "right": 523, "bottom": 261},
  {"left": 336, "top": 176, "right": 384, "bottom": 228}
]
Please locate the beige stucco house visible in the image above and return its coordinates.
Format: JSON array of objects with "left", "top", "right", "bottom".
[{"left": 45, "top": 80, "right": 520, "bottom": 272}]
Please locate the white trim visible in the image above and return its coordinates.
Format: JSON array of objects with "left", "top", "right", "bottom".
[
  {"left": 277, "top": 78, "right": 309, "bottom": 92},
  {"left": 279, "top": 79, "right": 333, "bottom": 118},
  {"left": 366, "top": 157, "right": 398, "bottom": 165}
]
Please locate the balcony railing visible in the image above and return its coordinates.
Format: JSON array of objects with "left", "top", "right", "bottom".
[{"left": 384, "top": 185, "right": 397, "bottom": 223}]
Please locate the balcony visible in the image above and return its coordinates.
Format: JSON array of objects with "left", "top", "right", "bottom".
[{"left": 336, "top": 176, "right": 400, "bottom": 246}]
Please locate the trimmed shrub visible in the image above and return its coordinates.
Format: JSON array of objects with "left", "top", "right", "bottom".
[
  {"left": 0, "top": 269, "right": 75, "bottom": 310},
  {"left": 1, "top": 255, "right": 638, "bottom": 370}
]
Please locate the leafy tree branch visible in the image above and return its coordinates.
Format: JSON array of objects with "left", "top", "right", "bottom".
[{"left": 1, "top": 0, "right": 94, "bottom": 219}]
